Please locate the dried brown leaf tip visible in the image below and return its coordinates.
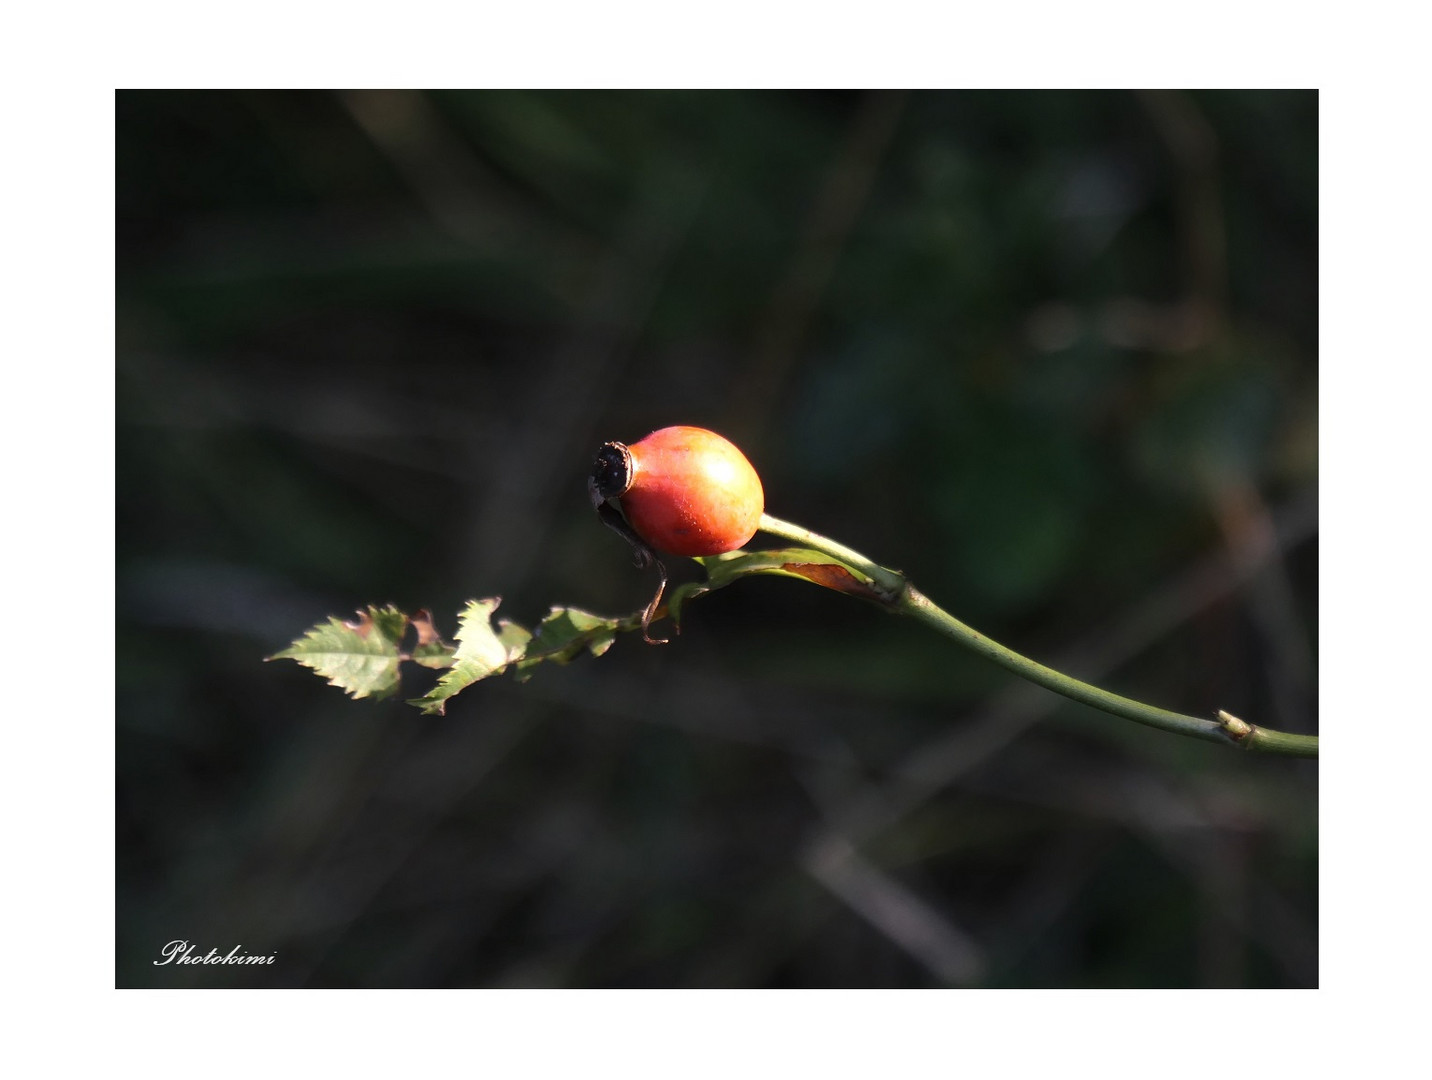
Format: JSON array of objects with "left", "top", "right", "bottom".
[
  {"left": 411, "top": 608, "right": 443, "bottom": 646},
  {"left": 345, "top": 610, "right": 376, "bottom": 637},
  {"left": 781, "top": 563, "right": 886, "bottom": 602}
]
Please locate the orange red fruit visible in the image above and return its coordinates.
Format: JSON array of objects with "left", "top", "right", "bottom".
[{"left": 591, "top": 426, "right": 764, "bottom": 557}]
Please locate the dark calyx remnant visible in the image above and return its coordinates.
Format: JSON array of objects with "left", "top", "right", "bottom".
[
  {"left": 591, "top": 442, "right": 633, "bottom": 501},
  {"left": 587, "top": 440, "right": 668, "bottom": 645}
]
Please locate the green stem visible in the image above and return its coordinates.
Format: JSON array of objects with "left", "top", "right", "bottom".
[{"left": 756, "top": 513, "right": 1318, "bottom": 758}]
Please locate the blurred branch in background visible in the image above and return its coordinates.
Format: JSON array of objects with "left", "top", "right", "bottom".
[
  {"left": 728, "top": 90, "right": 907, "bottom": 454},
  {"left": 206, "top": 704, "right": 535, "bottom": 989},
  {"left": 1138, "top": 88, "right": 1227, "bottom": 326},
  {"left": 454, "top": 167, "right": 707, "bottom": 593},
  {"left": 804, "top": 832, "right": 984, "bottom": 985},
  {"left": 345, "top": 88, "right": 711, "bottom": 594},
  {"left": 1208, "top": 479, "right": 1316, "bottom": 734},
  {"left": 339, "top": 89, "right": 601, "bottom": 301}
]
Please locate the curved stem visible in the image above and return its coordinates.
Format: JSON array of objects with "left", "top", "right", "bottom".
[{"left": 757, "top": 514, "right": 1318, "bottom": 758}]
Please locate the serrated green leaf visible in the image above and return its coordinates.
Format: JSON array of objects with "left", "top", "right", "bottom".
[
  {"left": 408, "top": 598, "right": 516, "bottom": 715},
  {"left": 512, "top": 606, "right": 622, "bottom": 683},
  {"left": 411, "top": 641, "right": 457, "bottom": 669},
  {"left": 367, "top": 605, "right": 411, "bottom": 645},
  {"left": 496, "top": 618, "right": 533, "bottom": 657},
  {"left": 268, "top": 604, "right": 409, "bottom": 701}
]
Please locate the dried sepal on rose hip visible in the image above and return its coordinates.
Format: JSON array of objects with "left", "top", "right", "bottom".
[{"left": 589, "top": 425, "right": 765, "bottom": 643}]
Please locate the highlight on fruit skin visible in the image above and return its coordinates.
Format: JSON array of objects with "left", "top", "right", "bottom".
[
  {"left": 602, "top": 425, "right": 764, "bottom": 556},
  {"left": 588, "top": 425, "right": 765, "bottom": 642}
]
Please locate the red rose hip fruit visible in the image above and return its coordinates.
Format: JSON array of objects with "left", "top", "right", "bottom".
[{"left": 591, "top": 426, "right": 764, "bottom": 557}]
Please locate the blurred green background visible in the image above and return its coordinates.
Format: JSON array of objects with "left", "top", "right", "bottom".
[{"left": 116, "top": 90, "right": 1317, "bottom": 987}]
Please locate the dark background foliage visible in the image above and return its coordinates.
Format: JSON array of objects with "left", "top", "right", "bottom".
[{"left": 116, "top": 89, "right": 1317, "bottom": 988}]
